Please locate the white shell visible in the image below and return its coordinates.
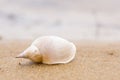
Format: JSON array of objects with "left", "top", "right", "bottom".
[{"left": 16, "top": 36, "right": 76, "bottom": 64}]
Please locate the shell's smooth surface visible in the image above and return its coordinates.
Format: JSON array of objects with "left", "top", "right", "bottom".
[{"left": 17, "top": 36, "right": 76, "bottom": 64}]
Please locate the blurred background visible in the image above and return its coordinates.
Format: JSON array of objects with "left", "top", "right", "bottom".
[{"left": 0, "top": 0, "right": 120, "bottom": 41}]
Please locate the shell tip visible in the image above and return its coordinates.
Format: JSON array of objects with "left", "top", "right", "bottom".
[{"left": 16, "top": 53, "right": 26, "bottom": 58}]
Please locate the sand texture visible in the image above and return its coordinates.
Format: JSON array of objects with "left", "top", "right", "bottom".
[{"left": 0, "top": 40, "right": 120, "bottom": 80}]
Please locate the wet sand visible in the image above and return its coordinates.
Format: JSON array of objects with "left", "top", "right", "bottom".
[{"left": 0, "top": 40, "right": 120, "bottom": 80}]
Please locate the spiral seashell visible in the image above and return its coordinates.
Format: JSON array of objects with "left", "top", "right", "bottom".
[{"left": 16, "top": 36, "right": 76, "bottom": 64}]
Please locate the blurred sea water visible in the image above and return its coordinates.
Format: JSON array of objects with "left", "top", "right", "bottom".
[{"left": 0, "top": 0, "right": 120, "bottom": 41}]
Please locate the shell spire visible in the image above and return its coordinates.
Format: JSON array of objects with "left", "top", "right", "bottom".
[{"left": 16, "top": 52, "right": 27, "bottom": 58}]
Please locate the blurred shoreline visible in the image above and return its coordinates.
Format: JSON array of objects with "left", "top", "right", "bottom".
[{"left": 0, "top": 0, "right": 120, "bottom": 41}]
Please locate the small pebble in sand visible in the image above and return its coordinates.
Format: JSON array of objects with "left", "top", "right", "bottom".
[
  {"left": 108, "top": 52, "right": 114, "bottom": 55},
  {"left": 0, "top": 69, "right": 4, "bottom": 72},
  {"left": 16, "top": 36, "right": 76, "bottom": 64},
  {"left": 18, "top": 62, "right": 21, "bottom": 65}
]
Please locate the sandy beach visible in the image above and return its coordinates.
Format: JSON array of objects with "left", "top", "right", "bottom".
[
  {"left": 0, "top": 0, "right": 120, "bottom": 80},
  {"left": 0, "top": 40, "right": 120, "bottom": 80}
]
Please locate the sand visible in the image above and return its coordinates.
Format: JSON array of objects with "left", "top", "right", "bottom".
[{"left": 0, "top": 40, "right": 120, "bottom": 80}]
